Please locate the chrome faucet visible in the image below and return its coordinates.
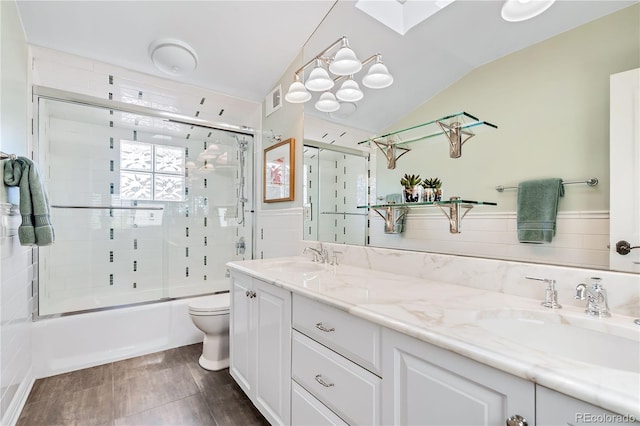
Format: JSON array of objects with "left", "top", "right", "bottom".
[
  {"left": 303, "top": 244, "right": 328, "bottom": 263},
  {"left": 575, "top": 277, "right": 611, "bottom": 317}
]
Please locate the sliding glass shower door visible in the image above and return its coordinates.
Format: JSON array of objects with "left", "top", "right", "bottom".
[{"left": 36, "top": 95, "right": 253, "bottom": 316}]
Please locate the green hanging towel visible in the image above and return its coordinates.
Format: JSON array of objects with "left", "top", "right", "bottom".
[
  {"left": 517, "top": 178, "right": 564, "bottom": 244},
  {"left": 3, "top": 156, "right": 55, "bottom": 246}
]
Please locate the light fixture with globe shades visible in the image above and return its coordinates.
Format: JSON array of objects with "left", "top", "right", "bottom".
[{"left": 284, "top": 36, "right": 393, "bottom": 115}]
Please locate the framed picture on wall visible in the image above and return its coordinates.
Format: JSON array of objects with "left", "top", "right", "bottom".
[
  {"left": 265, "top": 85, "right": 282, "bottom": 117},
  {"left": 264, "top": 138, "right": 294, "bottom": 203}
]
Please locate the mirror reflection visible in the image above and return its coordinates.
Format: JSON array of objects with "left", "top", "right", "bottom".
[
  {"left": 301, "top": 2, "right": 639, "bottom": 273},
  {"left": 303, "top": 143, "right": 368, "bottom": 245}
]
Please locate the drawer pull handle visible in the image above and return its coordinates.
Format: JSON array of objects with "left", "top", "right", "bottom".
[
  {"left": 315, "top": 374, "right": 334, "bottom": 388},
  {"left": 315, "top": 322, "right": 335, "bottom": 332}
]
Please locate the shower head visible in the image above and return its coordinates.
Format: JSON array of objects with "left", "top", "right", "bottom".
[{"left": 235, "top": 136, "right": 249, "bottom": 152}]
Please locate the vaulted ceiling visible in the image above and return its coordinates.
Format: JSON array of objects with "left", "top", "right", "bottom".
[{"left": 17, "top": 0, "right": 637, "bottom": 133}]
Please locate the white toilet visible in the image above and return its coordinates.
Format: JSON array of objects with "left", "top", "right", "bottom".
[{"left": 188, "top": 292, "right": 230, "bottom": 371}]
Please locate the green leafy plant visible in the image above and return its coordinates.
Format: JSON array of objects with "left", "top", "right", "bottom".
[
  {"left": 421, "top": 178, "right": 442, "bottom": 189},
  {"left": 400, "top": 174, "right": 422, "bottom": 188}
]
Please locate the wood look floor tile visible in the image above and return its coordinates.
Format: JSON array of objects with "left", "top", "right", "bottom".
[
  {"left": 114, "top": 393, "right": 215, "bottom": 426},
  {"left": 205, "top": 385, "right": 269, "bottom": 426},
  {"left": 187, "top": 364, "right": 235, "bottom": 394},
  {"left": 19, "top": 344, "right": 267, "bottom": 426},
  {"left": 112, "top": 345, "right": 196, "bottom": 382},
  {"left": 113, "top": 364, "right": 199, "bottom": 418},
  {"left": 18, "top": 382, "right": 114, "bottom": 426},
  {"left": 26, "top": 363, "right": 113, "bottom": 404}
]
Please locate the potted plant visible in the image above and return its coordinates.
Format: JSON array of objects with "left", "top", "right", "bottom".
[
  {"left": 421, "top": 178, "right": 443, "bottom": 202},
  {"left": 400, "top": 174, "right": 422, "bottom": 202}
]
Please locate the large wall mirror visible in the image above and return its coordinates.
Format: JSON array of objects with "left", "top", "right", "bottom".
[{"left": 300, "top": 1, "right": 639, "bottom": 273}]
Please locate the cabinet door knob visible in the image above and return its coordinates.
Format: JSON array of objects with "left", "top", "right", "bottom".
[
  {"left": 616, "top": 240, "right": 640, "bottom": 255},
  {"left": 245, "top": 290, "right": 250, "bottom": 297},
  {"left": 315, "top": 322, "right": 335, "bottom": 332},
  {"left": 314, "top": 374, "right": 334, "bottom": 388},
  {"left": 250, "top": 291, "right": 257, "bottom": 298},
  {"left": 506, "top": 414, "right": 528, "bottom": 426}
]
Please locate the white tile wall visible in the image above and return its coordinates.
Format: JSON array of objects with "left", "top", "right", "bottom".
[
  {"left": 1, "top": 1, "right": 34, "bottom": 424},
  {"left": 369, "top": 210, "right": 610, "bottom": 270},
  {"left": 257, "top": 208, "right": 303, "bottom": 259}
]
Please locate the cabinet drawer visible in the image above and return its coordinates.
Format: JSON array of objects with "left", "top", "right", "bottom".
[
  {"left": 292, "top": 380, "right": 348, "bottom": 426},
  {"left": 292, "top": 330, "right": 381, "bottom": 426},
  {"left": 293, "top": 294, "right": 382, "bottom": 374}
]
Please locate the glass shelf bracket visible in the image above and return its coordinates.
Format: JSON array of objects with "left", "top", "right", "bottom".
[
  {"left": 358, "top": 197, "right": 497, "bottom": 234},
  {"left": 359, "top": 112, "right": 497, "bottom": 168}
]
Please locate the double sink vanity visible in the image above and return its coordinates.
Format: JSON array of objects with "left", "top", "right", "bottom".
[{"left": 226, "top": 244, "right": 640, "bottom": 425}]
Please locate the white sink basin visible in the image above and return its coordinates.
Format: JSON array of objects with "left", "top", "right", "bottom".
[
  {"left": 475, "top": 317, "right": 640, "bottom": 373},
  {"left": 263, "top": 260, "right": 326, "bottom": 273}
]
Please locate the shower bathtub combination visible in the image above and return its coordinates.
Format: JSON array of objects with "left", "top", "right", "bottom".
[{"left": 30, "top": 87, "right": 254, "bottom": 376}]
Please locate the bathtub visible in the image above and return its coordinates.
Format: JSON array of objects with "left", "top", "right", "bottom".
[{"left": 32, "top": 296, "right": 209, "bottom": 378}]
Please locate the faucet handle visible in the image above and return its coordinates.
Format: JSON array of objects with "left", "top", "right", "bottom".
[
  {"left": 330, "top": 250, "right": 343, "bottom": 266},
  {"left": 526, "top": 276, "right": 562, "bottom": 309}
]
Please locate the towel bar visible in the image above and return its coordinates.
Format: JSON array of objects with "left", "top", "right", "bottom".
[
  {"left": 496, "top": 177, "right": 598, "bottom": 192},
  {"left": 0, "top": 151, "right": 17, "bottom": 160},
  {"left": 52, "top": 205, "right": 164, "bottom": 211}
]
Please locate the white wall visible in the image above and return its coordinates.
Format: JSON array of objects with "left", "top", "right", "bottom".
[
  {"left": 0, "top": 1, "right": 35, "bottom": 424},
  {"left": 256, "top": 51, "right": 305, "bottom": 259},
  {"left": 369, "top": 6, "right": 639, "bottom": 269}
]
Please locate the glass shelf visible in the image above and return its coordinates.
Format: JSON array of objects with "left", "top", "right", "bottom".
[
  {"left": 357, "top": 199, "right": 497, "bottom": 209},
  {"left": 357, "top": 112, "right": 497, "bottom": 147},
  {"left": 358, "top": 112, "right": 497, "bottom": 166},
  {"left": 358, "top": 196, "right": 497, "bottom": 234}
]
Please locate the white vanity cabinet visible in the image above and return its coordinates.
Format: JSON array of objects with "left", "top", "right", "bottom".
[
  {"left": 382, "top": 328, "right": 535, "bottom": 426},
  {"left": 291, "top": 294, "right": 382, "bottom": 425},
  {"left": 537, "top": 386, "right": 639, "bottom": 426},
  {"left": 229, "top": 271, "right": 291, "bottom": 426}
]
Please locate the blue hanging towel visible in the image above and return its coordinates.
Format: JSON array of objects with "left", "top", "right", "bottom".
[
  {"left": 3, "top": 156, "right": 55, "bottom": 246},
  {"left": 517, "top": 178, "right": 564, "bottom": 244}
]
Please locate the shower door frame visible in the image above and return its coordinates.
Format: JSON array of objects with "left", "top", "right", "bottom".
[{"left": 31, "top": 85, "right": 257, "bottom": 319}]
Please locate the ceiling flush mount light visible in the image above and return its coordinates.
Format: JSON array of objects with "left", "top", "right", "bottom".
[
  {"left": 284, "top": 36, "right": 393, "bottom": 114},
  {"left": 149, "top": 39, "right": 199, "bottom": 76},
  {"left": 501, "top": 0, "right": 556, "bottom": 22}
]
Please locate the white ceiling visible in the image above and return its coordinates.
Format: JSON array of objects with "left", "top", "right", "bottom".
[{"left": 16, "top": 0, "right": 637, "bottom": 134}]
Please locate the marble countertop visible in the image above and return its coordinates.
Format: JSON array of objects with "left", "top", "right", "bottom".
[{"left": 227, "top": 256, "right": 640, "bottom": 418}]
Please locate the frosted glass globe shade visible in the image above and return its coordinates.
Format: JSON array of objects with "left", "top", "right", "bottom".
[
  {"left": 315, "top": 92, "right": 340, "bottom": 113},
  {"left": 285, "top": 80, "right": 312, "bottom": 103},
  {"left": 336, "top": 79, "right": 364, "bottom": 102},
  {"left": 329, "top": 47, "right": 362, "bottom": 76},
  {"left": 362, "top": 63, "right": 394, "bottom": 89},
  {"left": 305, "top": 66, "right": 334, "bottom": 92}
]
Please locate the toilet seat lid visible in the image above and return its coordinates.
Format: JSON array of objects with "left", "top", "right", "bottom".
[{"left": 188, "top": 293, "right": 230, "bottom": 313}]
